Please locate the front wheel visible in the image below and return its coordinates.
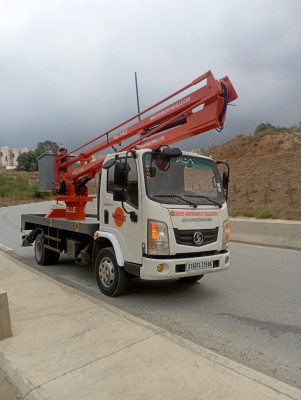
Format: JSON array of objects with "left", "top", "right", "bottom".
[
  {"left": 95, "top": 247, "right": 128, "bottom": 297},
  {"left": 179, "top": 275, "right": 204, "bottom": 283}
]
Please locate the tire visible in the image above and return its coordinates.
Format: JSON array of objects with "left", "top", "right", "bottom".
[
  {"left": 34, "top": 234, "right": 60, "bottom": 266},
  {"left": 95, "top": 247, "right": 128, "bottom": 297},
  {"left": 179, "top": 275, "right": 204, "bottom": 283}
]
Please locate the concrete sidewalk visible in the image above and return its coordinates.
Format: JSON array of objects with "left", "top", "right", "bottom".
[{"left": 0, "top": 252, "right": 300, "bottom": 400}]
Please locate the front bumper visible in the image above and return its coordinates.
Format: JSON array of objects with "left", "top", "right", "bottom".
[{"left": 140, "top": 251, "right": 230, "bottom": 280}]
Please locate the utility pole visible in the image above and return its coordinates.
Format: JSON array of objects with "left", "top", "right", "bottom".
[{"left": 134, "top": 72, "right": 141, "bottom": 121}]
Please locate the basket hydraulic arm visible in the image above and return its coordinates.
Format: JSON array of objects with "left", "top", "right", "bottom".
[{"left": 50, "top": 70, "right": 237, "bottom": 220}]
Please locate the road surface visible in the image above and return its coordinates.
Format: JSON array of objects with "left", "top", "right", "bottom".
[{"left": 0, "top": 202, "right": 300, "bottom": 388}]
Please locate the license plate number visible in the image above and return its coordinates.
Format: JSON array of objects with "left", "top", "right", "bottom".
[{"left": 187, "top": 260, "right": 213, "bottom": 271}]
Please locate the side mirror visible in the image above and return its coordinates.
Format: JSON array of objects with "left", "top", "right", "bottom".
[
  {"left": 216, "top": 161, "right": 230, "bottom": 201},
  {"left": 114, "top": 162, "right": 130, "bottom": 186},
  {"left": 223, "top": 171, "right": 229, "bottom": 189},
  {"left": 113, "top": 188, "right": 127, "bottom": 202}
]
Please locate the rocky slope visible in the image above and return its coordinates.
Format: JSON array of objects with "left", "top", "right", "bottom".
[{"left": 197, "top": 126, "right": 301, "bottom": 220}]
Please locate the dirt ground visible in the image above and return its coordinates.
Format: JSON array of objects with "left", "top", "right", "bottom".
[
  {"left": 1, "top": 130, "right": 300, "bottom": 220},
  {"left": 225, "top": 150, "right": 301, "bottom": 220},
  {"left": 201, "top": 129, "right": 301, "bottom": 220}
]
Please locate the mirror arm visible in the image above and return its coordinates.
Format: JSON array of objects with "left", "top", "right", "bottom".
[{"left": 120, "top": 201, "right": 137, "bottom": 223}]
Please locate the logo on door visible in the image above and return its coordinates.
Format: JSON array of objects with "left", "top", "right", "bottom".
[{"left": 113, "top": 207, "right": 126, "bottom": 227}]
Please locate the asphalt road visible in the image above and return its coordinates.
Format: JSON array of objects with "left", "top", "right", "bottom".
[{"left": 0, "top": 202, "right": 300, "bottom": 389}]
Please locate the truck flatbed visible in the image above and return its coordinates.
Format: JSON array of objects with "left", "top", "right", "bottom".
[{"left": 21, "top": 214, "right": 99, "bottom": 236}]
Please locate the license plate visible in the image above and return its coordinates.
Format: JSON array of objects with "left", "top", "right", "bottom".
[{"left": 186, "top": 260, "right": 213, "bottom": 271}]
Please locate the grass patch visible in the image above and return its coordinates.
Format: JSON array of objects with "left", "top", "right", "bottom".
[
  {"left": 229, "top": 210, "right": 241, "bottom": 217},
  {"left": 258, "top": 210, "right": 278, "bottom": 219},
  {"left": 0, "top": 174, "right": 51, "bottom": 200},
  {"left": 243, "top": 209, "right": 255, "bottom": 217}
]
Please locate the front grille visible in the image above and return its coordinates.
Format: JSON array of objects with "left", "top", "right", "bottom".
[{"left": 174, "top": 227, "right": 218, "bottom": 247}]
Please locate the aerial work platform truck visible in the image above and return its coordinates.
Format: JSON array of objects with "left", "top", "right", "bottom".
[{"left": 21, "top": 70, "right": 238, "bottom": 296}]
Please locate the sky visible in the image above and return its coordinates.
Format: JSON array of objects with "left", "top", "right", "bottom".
[{"left": 1, "top": 0, "right": 301, "bottom": 153}]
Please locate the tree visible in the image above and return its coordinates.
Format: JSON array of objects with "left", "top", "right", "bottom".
[
  {"left": 16, "top": 151, "right": 38, "bottom": 171},
  {"left": 16, "top": 140, "right": 59, "bottom": 172},
  {"left": 254, "top": 122, "right": 276, "bottom": 134},
  {"left": 35, "top": 140, "right": 58, "bottom": 158}
]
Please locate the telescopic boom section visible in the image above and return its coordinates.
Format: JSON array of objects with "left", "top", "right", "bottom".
[{"left": 50, "top": 70, "right": 237, "bottom": 220}]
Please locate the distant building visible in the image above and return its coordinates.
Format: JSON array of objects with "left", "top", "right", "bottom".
[{"left": 0, "top": 146, "right": 29, "bottom": 169}]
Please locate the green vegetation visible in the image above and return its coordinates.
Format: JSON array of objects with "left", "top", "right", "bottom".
[
  {"left": 258, "top": 210, "right": 278, "bottom": 219},
  {"left": 16, "top": 150, "right": 38, "bottom": 172},
  {"left": 0, "top": 174, "right": 50, "bottom": 200},
  {"left": 243, "top": 209, "right": 255, "bottom": 217},
  {"left": 17, "top": 140, "right": 58, "bottom": 172},
  {"left": 254, "top": 122, "right": 301, "bottom": 135},
  {"left": 229, "top": 209, "right": 280, "bottom": 219}
]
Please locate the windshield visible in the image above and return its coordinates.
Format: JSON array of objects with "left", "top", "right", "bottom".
[{"left": 143, "top": 152, "right": 225, "bottom": 207}]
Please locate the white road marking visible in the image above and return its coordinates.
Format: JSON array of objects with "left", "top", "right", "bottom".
[{"left": 0, "top": 242, "right": 13, "bottom": 251}]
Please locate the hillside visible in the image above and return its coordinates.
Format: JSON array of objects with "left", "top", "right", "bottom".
[
  {"left": 197, "top": 124, "right": 301, "bottom": 220},
  {"left": 1, "top": 124, "right": 301, "bottom": 220}
]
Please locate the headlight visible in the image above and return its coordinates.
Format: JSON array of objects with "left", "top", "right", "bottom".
[
  {"left": 222, "top": 219, "right": 231, "bottom": 249},
  {"left": 147, "top": 219, "right": 169, "bottom": 255}
]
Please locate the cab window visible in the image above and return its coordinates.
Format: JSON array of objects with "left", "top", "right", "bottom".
[{"left": 107, "top": 157, "right": 139, "bottom": 209}]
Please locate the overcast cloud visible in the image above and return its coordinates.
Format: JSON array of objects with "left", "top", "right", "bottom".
[{"left": 1, "top": 0, "right": 301, "bottom": 153}]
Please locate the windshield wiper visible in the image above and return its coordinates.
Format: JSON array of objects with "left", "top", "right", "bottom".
[
  {"left": 185, "top": 194, "right": 222, "bottom": 208},
  {"left": 153, "top": 194, "right": 197, "bottom": 208}
]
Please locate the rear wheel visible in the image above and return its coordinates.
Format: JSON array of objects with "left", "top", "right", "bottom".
[
  {"left": 179, "top": 275, "right": 204, "bottom": 283},
  {"left": 34, "top": 234, "right": 60, "bottom": 266},
  {"left": 95, "top": 247, "right": 128, "bottom": 297}
]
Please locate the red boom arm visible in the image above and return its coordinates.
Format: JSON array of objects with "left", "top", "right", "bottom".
[{"left": 48, "top": 70, "right": 237, "bottom": 220}]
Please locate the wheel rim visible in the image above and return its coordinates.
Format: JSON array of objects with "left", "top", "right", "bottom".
[
  {"left": 98, "top": 256, "right": 115, "bottom": 288},
  {"left": 35, "top": 239, "right": 43, "bottom": 262}
]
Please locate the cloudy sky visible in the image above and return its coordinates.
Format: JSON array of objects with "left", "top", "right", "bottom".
[{"left": 1, "top": 0, "right": 301, "bottom": 153}]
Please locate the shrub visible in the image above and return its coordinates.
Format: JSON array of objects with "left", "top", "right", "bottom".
[
  {"left": 34, "top": 190, "right": 51, "bottom": 199},
  {"left": 258, "top": 210, "right": 278, "bottom": 219},
  {"left": 254, "top": 122, "right": 276, "bottom": 134},
  {"left": 243, "top": 209, "right": 255, "bottom": 217}
]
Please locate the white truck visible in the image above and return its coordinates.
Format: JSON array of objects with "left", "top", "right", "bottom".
[{"left": 21, "top": 70, "right": 237, "bottom": 296}]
